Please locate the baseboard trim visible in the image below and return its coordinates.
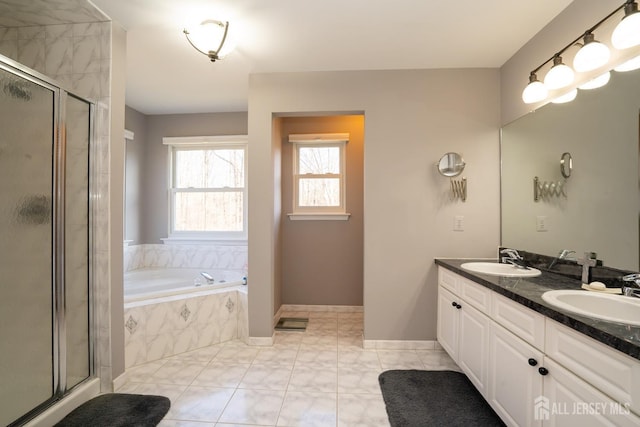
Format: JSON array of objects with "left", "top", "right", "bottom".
[
  {"left": 247, "top": 335, "right": 274, "bottom": 346},
  {"left": 112, "top": 371, "right": 128, "bottom": 391},
  {"left": 363, "top": 339, "right": 439, "bottom": 350},
  {"left": 24, "top": 378, "right": 100, "bottom": 427},
  {"left": 280, "top": 304, "right": 363, "bottom": 313}
]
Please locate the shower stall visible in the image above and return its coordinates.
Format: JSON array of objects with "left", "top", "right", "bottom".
[{"left": 0, "top": 57, "right": 94, "bottom": 425}]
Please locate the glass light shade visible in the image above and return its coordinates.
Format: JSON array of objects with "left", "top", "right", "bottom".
[
  {"left": 573, "top": 40, "right": 610, "bottom": 72},
  {"left": 522, "top": 80, "right": 548, "bottom": 104},
  {"left": 578, "top": 72, "right": 610, "bottom": 90},
  {"left": 614, "top": 54, "right": 640, "bottom": 72},
  {"left": 184, "top": 20, "right": 234, "bottom": 59},
  {"left": 552, "top": 88, "right": 578, "bottom": 104},
  {"left": 544, "top": 58, "right": 574, "bottom": 90},
  {"left": 612, "top": 7, "right": 640, "bottom": 49}
]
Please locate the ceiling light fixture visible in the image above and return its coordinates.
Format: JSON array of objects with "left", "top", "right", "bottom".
[
  {"left": 521, "top": 1, "right": 632, "bottom": 105},
  {"left": 578, "top": 71, "right": 611, "bottom": 90},
  {"left": 612, "top": 1, "right": 640, "bottom": 49},
  {"left": 614, "top": 54, "right": 640, "bottom": 71},
  {"left": 552, "top": 89, "right": 578, "bottom": 104},
  {"left": 183, "top": 19, "right": 232, "bottom": 62}
]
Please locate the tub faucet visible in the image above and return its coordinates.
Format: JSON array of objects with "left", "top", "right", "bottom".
[
  {"left": 622, "top": 274, "right": 640, "bottom": 298},
  {"left": 200, "top": 272, "right": 215, "bottom": 284}
]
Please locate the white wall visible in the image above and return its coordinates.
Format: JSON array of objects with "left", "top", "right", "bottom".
[{"left": 248, "top": 69, "right": 501, "bottom": 340}]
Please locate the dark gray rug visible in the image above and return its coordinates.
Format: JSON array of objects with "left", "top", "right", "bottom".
[
  {"left": 54, "top": 393, "right": 170, "bottom": 427},
  {"left": 378, "top": 370, "right": 505, "bottom": 427}
]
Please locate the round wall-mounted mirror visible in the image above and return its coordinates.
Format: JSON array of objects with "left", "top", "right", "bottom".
[
  {"left": 437, "top": 152, "right": 466, "bottom": 177},
  {"left": 560, "top": 152, "right": 572, "bottom": 178}
]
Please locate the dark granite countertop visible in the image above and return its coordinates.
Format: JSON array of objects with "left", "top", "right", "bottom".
[{"left": 435, "top": 258, "right": 640, "bottom": 361}]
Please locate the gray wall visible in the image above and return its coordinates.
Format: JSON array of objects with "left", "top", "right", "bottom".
[
  {"left": 279, "top": 115, "right": 364, "bottom": 306},
  {"left": 124, "top": 111, "right": 248, "bottom": 244},
  {"left": 124, "top": 106, "right": 147, "bottom": 245},
  {"left": 248, "top": 69, "right": 501, "bottom": 340}
]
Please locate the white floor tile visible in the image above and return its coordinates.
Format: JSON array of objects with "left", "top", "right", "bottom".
[
  {"left": 218, "top": 389, "right": 285, "bottom": 425},
  {"left": 337, "top": 393, "right": 389, "bottom": 427},
  {"left": 277, "top": 391, "right": 337, "bottom": 427},
  {"left": 166, "top": 386, "right": 235, "bottom": 423}
]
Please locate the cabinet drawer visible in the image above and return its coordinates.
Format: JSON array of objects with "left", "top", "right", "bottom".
[
  {"left": 492, "top": 292, "right": 545, "bottom": 350},
  {"left": 459, "top": 276, "right": 492, "bottom": 315},
  {"left": 545, "top": 319, "right": 640, "bottom": 416},
  {"left": 439, "top": 267, "right": 459, "bottom": 294}
]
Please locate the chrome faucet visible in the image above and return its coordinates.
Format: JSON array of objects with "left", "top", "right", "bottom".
[
  {"left": 500, "top": 248, "right": 529, "bottom": 269},
  {"left": 548, "top": 249, "right": 576, "bottom": 269},
  {"left": 622, "top": 274, "right": 640, "bottom": 298},
  {"left": 200, "top": 272, "right": 215, "bottom": 284},
  {"left": 576, "top": 252, "right": 597, "bottom": 284}
]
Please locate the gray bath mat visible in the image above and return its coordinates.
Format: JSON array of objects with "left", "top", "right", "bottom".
[
  {"left": 54, "top": 393, "right": 170, "bottom": 427},
  {"left": 275, "top": 317, "right": 308, "bottom": 331},
  {"left": 378, "top": 370, "right": 505, "bottom": 427}
]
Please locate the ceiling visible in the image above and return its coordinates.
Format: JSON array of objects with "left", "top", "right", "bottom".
[{"left": 88, "top": 0, "right": 573, "bottom": 115}]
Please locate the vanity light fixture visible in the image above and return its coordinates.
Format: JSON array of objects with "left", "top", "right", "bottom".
[
  {"left": 573, "top": 32, "right": 610, "bottom": 72},
  {"left": 544, "top": 55, "right": 575, "bottom": 89},
  {"left": 551, "top": 88, "right": 577, "bottom": 104},
  {"left": 611, "top": 1, "right": 640, "bottom": 49},
  {"left": 578, "top": 71, "right": 611, "bottom": 90},
  {"left": 614, "top": 54, "right": 640, "bottom": 71},
  {"left": 183, "top": 19, "right": 233, "bottom": 62},
  {"left": 522, "top": 1, "right": 636, "bottom": 105}
]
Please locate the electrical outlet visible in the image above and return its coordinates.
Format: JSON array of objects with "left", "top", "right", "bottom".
[
  {"left": 536, "top": 216, "right": 548, "bottom": 232},
  {"left": 453, "top": 215, "right": 464, "bottom": 232}
]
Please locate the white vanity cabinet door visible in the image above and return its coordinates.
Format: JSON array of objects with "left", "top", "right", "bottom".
[
  {"left": 492, "top": 291, "right": 545, "bottom": 350},
  {"left": 543, "top": 358, "right": 640, "bottom": 427},
  {"left": 545, "top": 319, "right": 640, "bottom": 416},
  {"left": 458, "top": 299, "right": 491, "bottom": 397},
  {"left": 437, "top": 285, "right": 460, "bottom": 361},
  {"left": 489, "top": 322, "right": 544, "bottom": 427}
]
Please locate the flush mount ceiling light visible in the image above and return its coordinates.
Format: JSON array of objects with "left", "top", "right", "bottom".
[
  {"left": 183, "top": 19, "right": 232, "bottom": 62},
  {"left": 573, "top": 32, "right": 610, "bottom": 72},
  {"left": 521, "top": 1, "right": 634, "bottom": 105},
  {"left": 612, "top": 1, "right": 640, "bottom": 49}
]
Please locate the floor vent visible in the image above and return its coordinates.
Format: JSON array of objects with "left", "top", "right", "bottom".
[{"left": 275, "top": 317, "right": 308, "bottom": 331}]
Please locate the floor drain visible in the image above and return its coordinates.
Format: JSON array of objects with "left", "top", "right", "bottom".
[{"left": 275, "top": 317, "right": 308, "bottom": 331}]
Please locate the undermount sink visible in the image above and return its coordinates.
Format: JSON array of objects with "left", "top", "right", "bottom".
[
  {"left": 542, "top": 290, "right": 640, "bottom": 326},
  {"left": 460, "top": 262, "right": 542, "bottom": 278}
]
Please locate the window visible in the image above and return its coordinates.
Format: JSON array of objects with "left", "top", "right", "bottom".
[
  {"left": 289, "top": 133, "right": 350, "bottom": 220},
  {"left": 164, "top": 136, "right": 247, "bottom": 240}
]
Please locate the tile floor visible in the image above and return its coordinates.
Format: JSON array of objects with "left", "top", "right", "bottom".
[{"left": 117, "top": 310, "right": 460, "bottom": 427}]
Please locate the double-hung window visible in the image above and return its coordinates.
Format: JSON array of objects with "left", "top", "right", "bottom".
[
  {"left": 164, "top": 135, "right": 247, "bottom": 240},
  {"left": 289, "top": 133, "right": 349, "bottom": 220}
]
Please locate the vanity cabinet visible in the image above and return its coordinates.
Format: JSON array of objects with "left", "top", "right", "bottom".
[
  {"left": 437, "top": 269, "right": 491, "bottom": 396},
  {"left": 437, "top": 266, "right": 640, "bottom": 427}
]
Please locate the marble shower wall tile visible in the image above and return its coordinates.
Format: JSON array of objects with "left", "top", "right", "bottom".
[{"left": 123, "top": 244, "right": 248, "bottom": 272}]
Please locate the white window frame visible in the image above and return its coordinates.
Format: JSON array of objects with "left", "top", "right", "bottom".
[
  {"left": 288, "top": 133, "right": 350, "bottom": 221},
  {"left": 163, "top": 135, "right": 248, "bottom": 242}
]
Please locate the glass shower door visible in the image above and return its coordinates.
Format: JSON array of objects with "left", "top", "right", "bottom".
[{"left": 0, "top": 66, "right": 56, "bottom": 425}]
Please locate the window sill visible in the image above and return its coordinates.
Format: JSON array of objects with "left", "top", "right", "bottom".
[{"left": 287, "top": 213, "right": 351, "bottom": 221}]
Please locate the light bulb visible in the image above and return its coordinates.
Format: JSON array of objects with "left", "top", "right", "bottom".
[
  {"left": 552, "top": 89, "right": 578, "bottom": 104},
  {"left": 522, "top": 73, "right": 548, "bottom": 104},
  {"left": 573, "top": 33, "right": 610, "bottom": 72},
  {"left": 544, "top": 56, "right": 574, "bottom": 90},
  {"left": 614, "top": 54, "right": 640, "bottom": 72},
  {"left": 578, "top": 72, "right": 610, "bottom": 90},
  {"left": 612, "top": 2, "right": 640, "bottom": 49}
]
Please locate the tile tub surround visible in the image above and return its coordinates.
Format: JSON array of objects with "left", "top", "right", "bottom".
[
  {"left": 124, "top": 243, "right": 248, "bottom": 273},
  {"left": 124, "top": 287, "right": 248, "bottom": 368},
  {"left": 434, "top": 258, "right": 640, "bottom": 360},
  {"left": 117, "top": 310, "right": 460, "bottom": 426}
]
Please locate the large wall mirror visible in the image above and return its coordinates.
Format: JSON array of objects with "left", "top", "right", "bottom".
[{"left": 501, "top": 69, "right": 640, "bottom": 272}]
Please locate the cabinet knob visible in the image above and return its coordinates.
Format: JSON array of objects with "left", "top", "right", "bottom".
[
  {"left": 538, "top": 367, "right": 549, "bottom": 376},
  {"left": 455, "top": 303, "right": 462, "bottom": 309},
  {"left": 451, "top": 301, "right": 457, "bottom": 307},
  {"left": 528, "top": 358, "right": 538, "bottom": 366}
]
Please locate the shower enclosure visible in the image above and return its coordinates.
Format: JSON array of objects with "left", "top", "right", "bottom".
[{"left": 0, "top": 57, "right": 94, "bottom": 425}]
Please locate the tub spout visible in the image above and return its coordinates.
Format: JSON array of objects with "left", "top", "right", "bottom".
[{"left": 200, "top": 272, "right": 214, "bottom": 284}]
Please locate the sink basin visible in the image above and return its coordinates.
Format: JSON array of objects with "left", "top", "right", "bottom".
[
  {"left": 542, "top": 290, "right": 640, "bottom": 326},
  {"left": 460, "top": 262, "right": 542, "bottom": 277}
]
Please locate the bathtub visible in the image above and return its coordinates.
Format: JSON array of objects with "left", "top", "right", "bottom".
[
  {"left": 124, "top": 267, "right": 244, "bottom": 303},
  {"left": 123, "top": 267, "right": 248, "bottom": 368}
]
